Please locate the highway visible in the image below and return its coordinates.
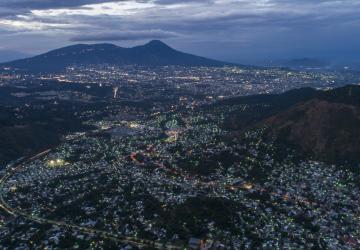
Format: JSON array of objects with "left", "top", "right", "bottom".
[{"left": 0, "top": 149, "right": 182, "bottom": 249}]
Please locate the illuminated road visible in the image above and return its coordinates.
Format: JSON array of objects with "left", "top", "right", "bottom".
[{"left": 0, "top": 150, "right": 182, "bottom": 249}]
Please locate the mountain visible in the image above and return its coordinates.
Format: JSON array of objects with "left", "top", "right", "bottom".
[
  {"left": 0, "top": 40, "right": 234, "bottom": 72},
  {"left": 220, "top": 85, "right": 360, "bottom": 166},
  {"left": 265, "top": 85, "right": 360, "bottom": 166}
]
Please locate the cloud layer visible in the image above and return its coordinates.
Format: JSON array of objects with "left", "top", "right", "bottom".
[
  {"left": 70, "top": 29, "right": 179, "bottom": 42},
  {"left": 0, "top": 0, "right": 359, "bottom": 62}
]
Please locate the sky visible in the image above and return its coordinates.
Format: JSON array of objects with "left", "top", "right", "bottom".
[{"left": 0, "top": 0, "right": 359, "bottom": 64}]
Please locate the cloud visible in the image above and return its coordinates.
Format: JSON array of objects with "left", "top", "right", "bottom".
[
  {"left": 2, "top": 0, "right": 125, "bottom": 9},
  {"left": 70, "top": 29, "right": 180, "bottom": 42},
  {"left": 0, "top": 0, "right": 359, "bottom": 61},
  {"left": 154, "top": 0, "right": 214, "bottom": 5},
  {"left": 0, "top": 0, "right": 130, "bottom": 18}
]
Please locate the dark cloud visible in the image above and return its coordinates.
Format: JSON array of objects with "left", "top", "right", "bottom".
[
  {"left": 0, "top": 0, "right": 359, "bottom": 62},
  {"left": 2, "top": 0, "right": 124, "bottom": 9},
  {"left": 154, "top": 0, "right": 214, "bottom": 5},
  {"left": 70, "top": 30, "right": 179, "bottom": 42}
]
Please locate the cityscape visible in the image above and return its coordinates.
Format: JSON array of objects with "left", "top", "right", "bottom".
[
  {"left": 0, "top": 0, "right": 359, "bottom": 249},
  {"left": 0, "top": 62, "right": 359, "bottom": 248}
]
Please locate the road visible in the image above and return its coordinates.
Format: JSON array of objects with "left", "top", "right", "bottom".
[{"left": 0, "top": 149, "right": 182, "bottom": 249}]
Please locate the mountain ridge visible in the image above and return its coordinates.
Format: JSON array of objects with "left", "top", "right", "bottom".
[{"left": 1, "top": 40, "right": 235, "bottom": 72}]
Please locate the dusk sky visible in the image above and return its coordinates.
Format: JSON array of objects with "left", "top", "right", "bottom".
[{"left": 0, "top": 0, "right": 359, "bottom": 63}]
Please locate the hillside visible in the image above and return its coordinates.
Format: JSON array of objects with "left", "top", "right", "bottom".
[
  {"left": 265, "top": 86, "right": 360, "bottom": 165},
  {"left": 0, "top": 101, "right": 94, "bottom": 167},
  {"left": 219, "top": 85, "right": 360, "bottom": 166},
  {"left": 220, "top": 87, "right": 318, "bottom": 131}
]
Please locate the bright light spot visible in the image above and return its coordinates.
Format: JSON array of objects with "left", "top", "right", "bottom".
[
  {"left": 243, "top": 183, "right": 253, "bottom": 190},
  {"left": 129, "top": 122, "right": 139, "bottom": 128},
  {"left": 113, "top": 86, "right": 119, "bottom": 99},
  {"left": 48, "top": 159, "right": 65, "bottom": 167}
]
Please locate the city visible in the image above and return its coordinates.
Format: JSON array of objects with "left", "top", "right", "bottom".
[
  {"left": 0, "top": 65, "right": 359, "bottom": 248},
  {"left": 0, "top": 0, "right": 360, "bottom": 249}
]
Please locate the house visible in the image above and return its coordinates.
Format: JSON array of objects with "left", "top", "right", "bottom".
[{"left": 188, "top": 237, "right": 201, "bottom": 249}]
